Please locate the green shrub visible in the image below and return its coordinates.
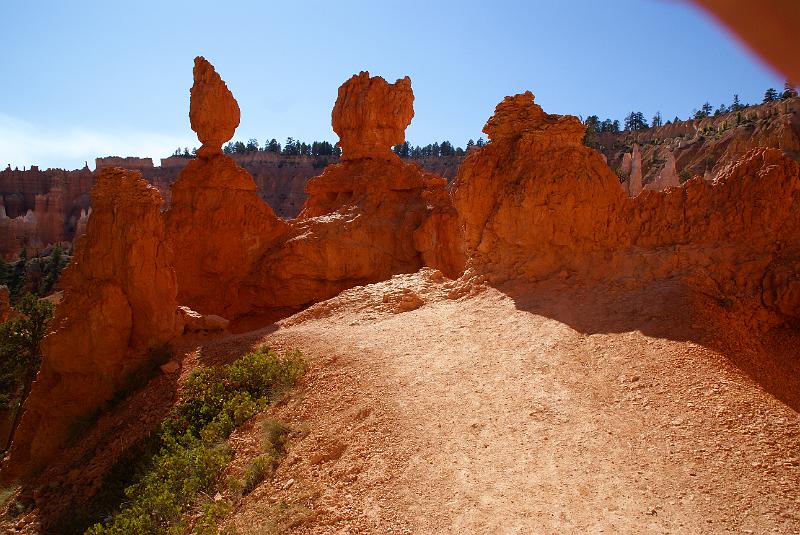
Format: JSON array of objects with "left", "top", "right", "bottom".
[
  {"left": 241, "top": 454, "right": 277, "bottom": 495},
  {"left": 193, "top": 498, "right": 234, "bottom": 535},
  {"left": 85, "top": 347, "right": 304, "bottom": 535},
  {"left": 261, "top": 419, "right": 289, "bottom": 455}
]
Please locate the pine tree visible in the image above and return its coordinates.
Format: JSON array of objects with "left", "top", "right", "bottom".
[
  {"left": 763, "top": 88, "right": 779, "bottom": 102},
  {"left": 624, "top": 112, "right": 648, "bottom": 131},
  {"left": 731, "top": 94, "right": 743, "bottom": 112},
  {"left": 651, "top": 112, "right": 663, "bottom": 128},
  {"left": 782, "top": 80, "right": 798, "bottom": 99}
]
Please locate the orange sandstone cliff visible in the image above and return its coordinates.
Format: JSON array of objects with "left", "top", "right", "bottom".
[
  {"left": 2, "top": 168, "right": 185, "bottom": 480},
  {"left": 454, "top": 91, "right": 800, "bottom": 328}
]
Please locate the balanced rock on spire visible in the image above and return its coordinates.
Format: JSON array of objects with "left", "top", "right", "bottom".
[
  {"left": 190, "top": 56, "right": 240, "bottom": 157},
  {"left": 332, "top": 71, "right": 414, "bottom": 161}
]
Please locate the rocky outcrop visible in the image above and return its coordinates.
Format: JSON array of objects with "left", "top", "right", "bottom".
[
  {"left": 628, "top": 144, "right": 643, "bottom": 197},
  {"left": 333, "top": 72, "right": 414, "bottom": 161},
  {"left": 74, "top": 208, "right": 91, "bottom": 239},
  {"left": 2, "top": 168, "right": 185, "bottom": 480},
  {"left": 645, "top": 150, "right": 680, "bottom": 191},
  {"left": 454, "top": 92, "right": 628, "bottom": 281},
  {"left": 241, "top": 157, "right": 464, "bottom": 325},
  {"left": 213, "top": 70, "right": 463, "bottom": 325},
  {"left": 620, "top": 144, "right": 643, "bottom": 197},
  {"left": 165, "top": 58, "right": 288, "bottom": 319},
  {"left": 599, "top": 97, "right": 800, "bottom": 190},
  {"left": 454, "top": 91, "right": 800, "bottom": 328},
  {"left": 162, "top": 61, "right": 463, "bottom": 327}
]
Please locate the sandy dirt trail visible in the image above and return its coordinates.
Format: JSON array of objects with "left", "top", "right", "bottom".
[{"left": 227, "top": 271, "right": 800, "bottom": 534}]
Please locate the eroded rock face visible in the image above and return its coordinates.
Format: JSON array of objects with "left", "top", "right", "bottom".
[
  {"left": 166, "top": 59, "right": 288, "bottom": 318},
  {"left": 454, "top": 92, "right": 628, "bottom": 281},
  {"left": 628, "top": 144, "right": 643, "bottom": 197},
  {"left": 168, "top": 65, "right": 463, "bottom": 326},
  {"left": 646, "top": 151, "right": 679, "bottom": 191},
  {"left": 454, "top": 91, "right": 800, "bottom": 327},
  {"left": 3, "top": 168, "right": 184, "bottom": 480},
  {"left": 190, "top": 56, "right": 241, "bottom": 157},
  {"left": 332, "top": 72, "right": 414, "bottom": 161},
  {"left": 240, "top": 156, "right": 465, "bottom": 324}
]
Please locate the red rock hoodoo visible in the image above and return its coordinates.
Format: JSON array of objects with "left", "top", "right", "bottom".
[
  {"left": 454, "top": 91, "right": 628, "bottom": 281},
  {"left": 190, "top": 56, "right": 241, "bottom": 158},
  {"left": 168, "top": 63, "right": 464, "bottom": 326},
  {"left": 3, "top": 168, "right": 185, "bottom": 480},
  {"left": 165, "top": 58, "right": 288, "bottom": 319},
  {"left": 233, "top": 73, "right": 464, "bottom": 324}
]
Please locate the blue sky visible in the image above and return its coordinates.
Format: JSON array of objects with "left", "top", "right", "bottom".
[{"left": 0, "top": 0, "right": 785, "bottom": 170}]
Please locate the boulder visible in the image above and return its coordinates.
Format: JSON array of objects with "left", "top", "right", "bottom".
[{"left": 190, "top": 56, "right": 241, "bottom": 158}]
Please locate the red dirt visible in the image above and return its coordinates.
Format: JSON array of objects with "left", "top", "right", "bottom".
[{"left": 220, "top": 270, "right": 800, "bottom": 534}]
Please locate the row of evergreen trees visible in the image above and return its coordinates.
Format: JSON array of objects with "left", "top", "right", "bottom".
[
  {"left": 586, "top": 80, "right": 798, "bottom": 134},
  {"left": 391, "top": 137, "right": 488, "bottom": 158},
  {"left": 174, "top": 137, "right": 491, "bottom": 160},
  {"left": 223, "top": 138, "right": 341, "bottom": 157}
]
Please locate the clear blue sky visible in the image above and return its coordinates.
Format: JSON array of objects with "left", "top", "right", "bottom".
[{"left": 0, "top": 0, "right": 784, "bottom": 170}]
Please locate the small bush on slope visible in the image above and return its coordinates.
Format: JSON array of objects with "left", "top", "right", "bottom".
[{"left": 85, "top": 348, "right": 304, "bottom": 535}]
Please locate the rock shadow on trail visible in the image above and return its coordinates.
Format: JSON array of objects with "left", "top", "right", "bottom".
[{"left": 499, "top": 278, "right": 800, "bottom": 413}]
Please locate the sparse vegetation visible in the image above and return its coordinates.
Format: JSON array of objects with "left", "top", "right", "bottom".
[
  {"left": 83, "top": 348, "right": 304, "bottom": 535},
  {"left": 0, "top": 294, "right": 54, "bottom": 411},
  {"left": 0, "top": 244, "right": 70, "bottom": 303}
]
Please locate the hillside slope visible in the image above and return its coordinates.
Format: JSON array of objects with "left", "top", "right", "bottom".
[{"left": 221, "top": 270, "right": 800, "bottom": 534}]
